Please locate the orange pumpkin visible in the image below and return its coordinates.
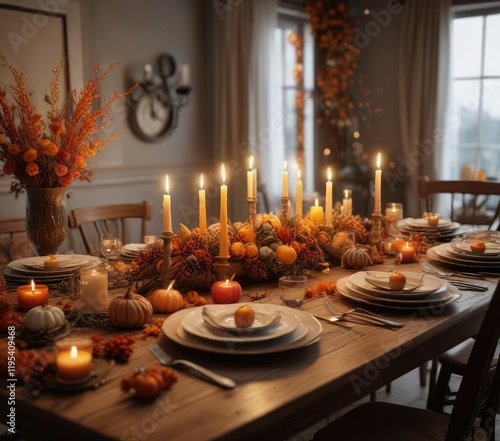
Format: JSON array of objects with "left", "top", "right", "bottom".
[
  {"left": 245, "top": 243, "right": 259, "bottom": 258},
  {"left": 276, "top": 245, "right": 297, "bottom": 265},
  {"left": 150, "top": 288, "right": 183, "bottom": 313},
  {"left": 230, "top": 242, "right": 246, "bottom": 260},
  {"left": 108, "top": 283, "right": 153, "bottom": 329},
  {"left": 389, "top": 272, "right": 406, "bottom": 290},
  {"left": 238, "top": 225, "right": 253, "bottom": 243}
]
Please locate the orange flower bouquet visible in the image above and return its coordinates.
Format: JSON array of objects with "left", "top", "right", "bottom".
[{"left": 0, "top": 56, "right": 137, "bottom": 194}]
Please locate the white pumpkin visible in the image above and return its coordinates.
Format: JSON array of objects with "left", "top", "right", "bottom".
[{"left": 24, "top": 305, "right": 66, "bottom": 332}]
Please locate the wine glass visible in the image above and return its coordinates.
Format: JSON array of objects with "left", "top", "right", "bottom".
[{"left": 99, "top": 233, "right": 122, "bottom": 269}]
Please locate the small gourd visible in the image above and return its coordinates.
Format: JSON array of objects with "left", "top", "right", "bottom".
[
  {"left": 245, "top": 243, "right": 259, "bottom": 258},
  {"left": 341, "top": 247, "right": 373, "bottom": 270},
  {"left": 24, "top": 305, "right": 66, "bottom": 332},
  {"left": 108, "top": 283, "right": 153, "bottom": 329},
  {"left": 275, "top": 245, "right": 297, "bottom": 265},
  {"left": 230, "top": 242, "right": 246, "bottom": 260},
  {"left": 150, "top": 288, "right": 183, "bottom": 313}
]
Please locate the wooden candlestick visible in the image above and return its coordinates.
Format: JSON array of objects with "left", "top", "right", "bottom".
[
  {"left": 280, "top": 196, "right": 290, "bottom": 225},
  {"left": 247, "top": 197, "right": 257, "bottom": 243},
  {"left": 214, "top": 256, "right": 231, "bottom": 281},
  {"left": 368, "top": 212, "right": 383, "bottom": 248},
  {"left": 160, "top": 231, "right": 175, "bottom": 289}
]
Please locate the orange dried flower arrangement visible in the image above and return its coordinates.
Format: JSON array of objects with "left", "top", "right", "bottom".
[{"left": 0, "top": 56, "right": 137, "bottom": 194}]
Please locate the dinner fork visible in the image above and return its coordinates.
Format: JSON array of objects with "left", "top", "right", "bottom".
[
  {"left": 421, "top": 262, "right": 497, "bottom": 279},
  {"left": 148, "top": 343, "right": 236, "bottom": 389},
  {"left": 323, "top": 299, "right": 404, "bottom": 328}
]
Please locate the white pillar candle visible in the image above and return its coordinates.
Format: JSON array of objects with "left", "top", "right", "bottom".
[
  {"left": 179, "top": 64, "right": 190, "bottom": 87},
  {"left": 374, "top": 152, "right": 382, "bottom": 214},
  {"left": 342, "top": 188, "right": 352, "bottom": 217},
  {"left": 199, "top": 174, "right": 207, "bottom": 234},
  {"left": 163, "top": 175, "right": 172, "bottom": 233},
  {"left": 296, "top": 170, "right": 303, "bottom": 219},
  {"left": 247, "top": 156, "right": 254, "bottom": 199},
  {"left": 219, "top": 164, "right": 229, "bottom": 258},
  {"left": 282, "top": 161, "right": 289, "bottom": 198},
  {"left": 325, "top": 168, "right": 333, "bottom": 227},
  {"left": 80, "top": 267, "right": 108, "bottom": 312}
]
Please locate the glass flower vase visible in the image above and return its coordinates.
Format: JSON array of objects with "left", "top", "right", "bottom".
[{"left": 25, "top": 187, "right": 67, "bottom": 256}]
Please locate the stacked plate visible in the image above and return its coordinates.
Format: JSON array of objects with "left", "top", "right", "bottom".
[
  {"left": 427, "top": 237, "right": 500, "bottom": 272},
  {"left": 336, "top": 271, "right": 461, "bottom": 311},
  {"left": 3, "top": 254, "right": 102, "bottom": 287},
  {"left": 121, "top": 243, "right": 148, "bottom": 259},
  {"left": 398, "top": 217, "right": 462, "bottom": 240},
  {"left": 162, "top": 303, "right": 322, "bottom": 354}
]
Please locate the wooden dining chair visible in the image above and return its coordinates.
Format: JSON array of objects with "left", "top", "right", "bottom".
[
  {"left": 68, "top": 201, "right": 152, "bottom": 256},
  {"left": 417, "top": 176, "right": 500, "bottom": 229},
  {"left": 0, "top": 217, "right": 33, "bottom": 265},
  {"left": 313, "top": 281, "right": 500, "bottom": 441}
]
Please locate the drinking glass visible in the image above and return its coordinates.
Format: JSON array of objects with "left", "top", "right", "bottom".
[
  {"left": 99, "top": 233, "right": 122, "bottom": 269},
  {"left": 279, "top": 275, "right": 307, "bottom": 307}
]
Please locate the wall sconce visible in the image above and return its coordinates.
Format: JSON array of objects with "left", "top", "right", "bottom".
[{"left": 127, "top": 54, "right": 191, "bottom": 142}]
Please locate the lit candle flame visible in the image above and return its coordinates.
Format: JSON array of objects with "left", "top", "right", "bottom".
[
  {"left": 343, "top": 189, "right": 349, "bottom": 199},
  {"left": 283, "top": 161, "right": 288, "bottom": 171},
  {"left": 225, "top": 279, "right": 230, "bottom": 285},
  {"left": 315, "top": 198, "right": 319, "bottom": 207},
  {"left": 167, "top": 280, "right": 175, "bottom": 291},
  {"left": 31, "top": 279, "right": 35, "bottom": 292},
  {"left": 328, "top": 167, "right": 332, "bottom": 181},
  {"left": 200, "top": 174, "right": 204, "bottom": 190},
  {"left": 221, "top": 164, "right": 226, "bottom": 184},
  {"left": 70, "top": 346, "right": 78, "bottom": 359},
  {"left": 298, "top": 169, "right": 301, "bottom": 180},
  {"left": 249, "top": 155, "right": 253, "bottom": 170},
  {"left": 165, "top": 175, "right": 170, "bottom": 194},
  {"left": 376, "top": 152, "right": 381, "bottom": 169}
]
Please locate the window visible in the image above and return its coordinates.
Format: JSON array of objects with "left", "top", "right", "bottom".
[
  {"left": 445, "top": 6, "right": 500, "bottom": 182},
  {"left": 271, "top": 9, "right": 315, "bottom": 204}
]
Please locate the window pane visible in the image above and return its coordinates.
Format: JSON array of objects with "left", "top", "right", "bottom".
[
  {"left": 484, "top": 14, "right": 500, "bottom": 76},
  {"left": 452, "top": 79, "right": 480, "bottom": 144},
  {"left": 480, "top": 78, "right": 500, "bottom": 144},
  {"left": 452, "top": 16, "right": 483, "bottom": 78},
  {"left": 284, "top": 29, "right": 297, "bottom": 87},
  {"left": 284, "top": 88, "right": 297, "bottom": 157}
]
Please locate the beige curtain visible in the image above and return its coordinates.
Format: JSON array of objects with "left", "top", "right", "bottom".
[
  {"left": 399, "top": 0, "right": 451, "bottom": 217},
  {"left": 213, "top": 0, "right": 277, "bottom": 222}
]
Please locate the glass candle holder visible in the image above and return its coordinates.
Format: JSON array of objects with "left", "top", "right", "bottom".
[
  {"left": 279, "top": 275, "right": 307, "bottom": 307},
  {"left": 55, "top": 337, "right": 93, "bottom": 382},
  {"left": 385, "top": 202, "right": 403, "bottom": 221},
  {"left": 79, "top": 267, "right": 108, "bottom": 312}
]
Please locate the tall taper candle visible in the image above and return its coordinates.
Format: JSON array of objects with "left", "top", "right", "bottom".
[
  {"left": 325, "top": 167, "right": 333, "bottom": 227},
  {"left": 219, "top": 165, "right": 229, "bottom": 258},
  {"left": 199, "top": 174, "right": 207, "bottom": 234},
  {"left": 282, "top": 161, "right": 289, "bottom": 198},
  {"left": 374, "top": 152, "right": 382, "bottom": 214},
  {"left": 163, "top": 175, "right": 172, "bottom": 233},
  {"left": 295, "top": 170, "right": 303, "bottom": 219},
  {"left": 247, "top": 156, "right": 254, "bottom": 198}
]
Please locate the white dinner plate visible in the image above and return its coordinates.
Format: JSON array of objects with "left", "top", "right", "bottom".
[
  {"left": 346, "top": 280, "right": 451, "bottom": 305},
  {"left": 123, "top": 243, "right": 148, "bottom": 253},
  {"left": 20, "top": 255, "right": 86, "bottom": 270},
  {"left": 182, "top": 305, "right": 301, "bottom": 343},
  {"left": 337, "top": 277, "right": 460, "bottom": 311},
  {"left": 162, "top": 305, "right": 322, "bottom": 355},
  {"left": 349, "top": 271, "right": 443, "bottom": 297},
  {"left": 202, "top": 305, "right": 282, "bottom": 332},
  {"left": 450, "top": 239, "right": 500, "bottom": 257},
  {"left": 430, "top": 244, "right": 500, "bottom": 268},
  {"left": 409, "top": 218, "right": 453, "bottom": 228}
]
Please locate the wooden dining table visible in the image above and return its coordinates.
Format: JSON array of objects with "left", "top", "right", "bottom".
[{"left": 0, "top": 257, "right": 496, "bottom": 441}]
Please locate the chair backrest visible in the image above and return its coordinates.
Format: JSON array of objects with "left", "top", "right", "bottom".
[
  {"left": 417, "top": 176, "right": 500, "bottom": 229},
  {"left": 0, "top": 217, "right": 33, "bottom": 265},
  {"left": 68, "top": 201, "right": 152, "bottom": 256},
  {"left": 445, "top": 281, "right": 500, "bottom": 441}
]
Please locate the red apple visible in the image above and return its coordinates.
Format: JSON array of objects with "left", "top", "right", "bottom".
[{"left": 211, "top": 280, "right": 242, "bottom": 304}]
